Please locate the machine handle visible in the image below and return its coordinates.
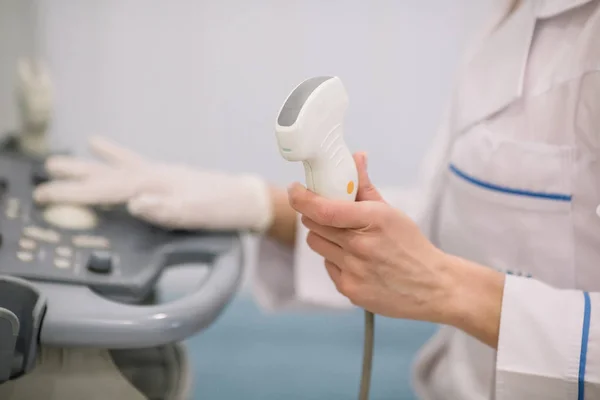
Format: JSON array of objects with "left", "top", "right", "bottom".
[
  {"left": 38, "top": 233, "right": 243, "bottom": 348},
  {"left": 0, "top": 276, "right": 47, "bottom": 382}
]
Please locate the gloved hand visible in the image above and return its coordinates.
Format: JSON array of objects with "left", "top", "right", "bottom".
[{"left": 33, "top": 136, "right": 274, "bottom": 232}]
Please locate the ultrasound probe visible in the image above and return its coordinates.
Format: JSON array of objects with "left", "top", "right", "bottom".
[{"left": 275, "top": 76, "right": 374, "bottom": 400}]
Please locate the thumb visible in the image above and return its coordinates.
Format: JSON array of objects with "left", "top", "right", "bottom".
[{"left": 353, "top": 152, "right": 383, "bottom": 202}]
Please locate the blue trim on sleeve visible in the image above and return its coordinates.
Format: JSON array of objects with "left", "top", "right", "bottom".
[
  {"left": 448, "top": 164, "right": 572, "bottom": 201},
  {"left": 578, "top": 292, "right": 591, "bottom": 400}
]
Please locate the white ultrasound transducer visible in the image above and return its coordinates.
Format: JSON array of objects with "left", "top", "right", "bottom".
[
  {"left": 275, "top": 76, "right": 358, "bottom": 201},
  {"left": 275, "top": 76, "right": 373, "bottom": 400}
]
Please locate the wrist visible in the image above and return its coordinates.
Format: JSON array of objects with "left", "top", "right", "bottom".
[
  {"left": 264, "top": 185, "right": 297, "bottom": 247},
  {"left": 436, "top": 254, "right": 505, "bottom": 348}
]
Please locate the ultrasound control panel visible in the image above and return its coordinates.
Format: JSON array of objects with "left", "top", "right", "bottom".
[
  {"left": 0, "top": 148, "right": 230, "bottom": 303},
  {"left": 0, "top": 137, "right": 243, "bottom": 368}
]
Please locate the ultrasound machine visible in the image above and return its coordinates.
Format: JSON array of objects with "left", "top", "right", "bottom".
[{"left": 0, "top": 58, "right": 243, "bottom": 399}]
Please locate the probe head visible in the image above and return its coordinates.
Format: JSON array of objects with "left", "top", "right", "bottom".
[{"left": 275, "top": 76, "right": 348, "bottom": 162}]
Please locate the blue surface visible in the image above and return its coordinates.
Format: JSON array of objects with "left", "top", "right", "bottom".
[{"left": 186, "top": 294, "right": 437, "bottom": 400}]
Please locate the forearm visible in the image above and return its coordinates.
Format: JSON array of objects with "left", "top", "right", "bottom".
[
  {"left": 439, "top": 254, "right": 506, "bottom": 349},
  {"left": 265, "top": 185, "right": 297, "bottom": 248}
]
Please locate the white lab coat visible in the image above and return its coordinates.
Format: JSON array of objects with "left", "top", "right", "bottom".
[{"left": 253, "top": 0, "right": 600, "bottom": 398}]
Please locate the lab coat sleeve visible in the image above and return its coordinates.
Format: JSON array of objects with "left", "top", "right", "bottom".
[
  {"left": 495, "top": 276, "right": 600, "bottom": 399},
  {"left": 251, "top": 186, "right": 421, "bottom": 312},
  {"left": 495, "top": 71, "right": 600, "bottom": 399}
]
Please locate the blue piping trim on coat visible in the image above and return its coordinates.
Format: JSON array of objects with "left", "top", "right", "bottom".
[
  {"left": 578, "top": 292, "right": 591, "bottom": 400},
  {"left": 448, "top": 164, "right": 572, "bottom": 201}
]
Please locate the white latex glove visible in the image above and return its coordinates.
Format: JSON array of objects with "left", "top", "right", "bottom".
[{"left": 33, "top": 136, "right": 274, "bottom": 232}]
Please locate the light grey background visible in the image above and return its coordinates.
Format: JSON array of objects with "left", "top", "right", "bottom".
[
  {"left": 0, "top": 0, "right": 38, "bottom": 135},
  {"left": 1, "top": 0, "right": 494, "bottom": 290}
]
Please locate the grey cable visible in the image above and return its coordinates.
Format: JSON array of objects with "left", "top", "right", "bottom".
[{"left": 359, "top": 310, "right": 375, "bottom": 400}]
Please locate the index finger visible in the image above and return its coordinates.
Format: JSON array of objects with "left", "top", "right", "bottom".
[{"left": 287, "top": 183, "right": 370, "bottom": 228}]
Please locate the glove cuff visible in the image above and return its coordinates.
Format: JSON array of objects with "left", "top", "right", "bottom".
[{"left": 239, "top": 174, "right": 275, "bottom": 234}]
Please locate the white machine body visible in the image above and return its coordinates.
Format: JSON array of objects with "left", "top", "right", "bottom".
[{"left": 275, "top": 76, "right": 358, "bottom": 201}]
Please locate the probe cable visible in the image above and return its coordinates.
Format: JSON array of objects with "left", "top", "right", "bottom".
[{"left": 359, "top": 310, "right": 375, "bottom": 400}]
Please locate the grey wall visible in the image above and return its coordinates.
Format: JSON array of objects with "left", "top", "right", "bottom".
[
  {"left": 35, "top": 0, "right": 492, "bottom": 185},
  {"left": 0, "top": 0, "right": 38, "bottom": 135}
]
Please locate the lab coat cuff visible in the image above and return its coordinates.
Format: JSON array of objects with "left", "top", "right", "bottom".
[
  {"left": 495, "top": 275, "right": 586, "bottom": 399},
  {"left": 251, "top": 236, "right": 298, "bottom": 311},
  {"left": 293, "top": 213, "right": 353, "bottom": 308}
]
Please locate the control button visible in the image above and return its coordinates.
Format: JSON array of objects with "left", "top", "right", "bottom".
[
  {"left": 56, "top": 246, "right": 73, "bottom": 258},
  {"left": 87, "top": 251, "right": 113, "bottom": 274},
  {"left": 72, "top": 235, "right": 110, "bottom": 249},
  {"left": 17, "top": 251, "right": 33, "bottom": 262},
  {"left": 19, "top": 238, "right": 36, "bottom": 250},
  {"left": 42, "top": 204, "right": 98, "bottom": 231},
  {"left": 31, "top": 164, "right": 50, "bottom": 186},
  {"left": 346, "top": 180, "right": 355, "bottom": 194},
  {"left": 23, "top": 226, "right": 60, "bottom": 243},
  {"left": 54, "top": 258, "right": 70, "bottom": 269}
]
